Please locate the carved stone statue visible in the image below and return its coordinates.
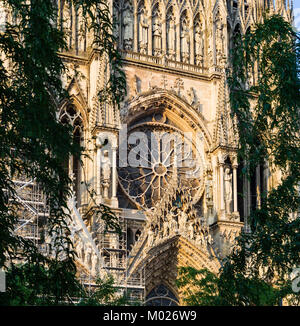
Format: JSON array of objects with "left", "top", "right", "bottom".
[
  {"left": 215, "top": 18, "right": 225, "bottom": 66},
  {"left": 77, "top": 9, "right": 86, "bottom": 52},
  {"left": 181, "top": 19, "right": 190, "bottom": 63},
  {"left": 178, "top": 211, "right": 187, "bottom": 232},
  {"left": 123, "top": 6, "right": 133, "bottom": 50},
  {"left": 205, "top": 177, "right": 213, "bottom": 203},
  {"left": 63, "top": 2, "right": 72, "bottom": 49},
  {"left": 194, "top": 23, "right": 204, "bottom": 66},
  {"left": 101, "top": 150, "right": 111, "bottom": 198},
  {"left": 224, "top": 167, "right": 232, "bottom": 213},
  {"left": 152, "top": 15, "right": 162, "bottom": 56},
  {"left": 76, "top": 240, "right": 84, "bottom": 260},
  {"left": 134, "top": 75, "right": 141, "bottom": 96},
  {"left": 148, "top": 225, "right": 154, "bottom": 246},
  {"left": 139, "top": 9, "right": 148, "bottom": 54},
  {"left": 163, "top": 219, "right": 169, "bottom": 237},
  {"left": 186, "top": 87, "right": 197, "bottom": 106},
  {"left": 85, "top": 244, "right": 92, "bottom": 266},
  {"left": 167, "top": 17, "right": 176, "bottom": 60},
  {"left": 188, "top": 222, "right": 195, "bottom": 240}
]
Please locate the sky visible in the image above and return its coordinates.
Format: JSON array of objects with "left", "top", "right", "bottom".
[{"left": 294, "top": 0, "right": 300, "bottom": 31}]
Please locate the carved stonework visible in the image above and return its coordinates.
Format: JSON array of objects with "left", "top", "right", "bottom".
[
  {"left": 138, "top": 8, "right": 148, "bottom": 54},
  {"left": 180, "top": 16, "right": 190, "bottom": 63},
  {"left": 224, "top": 167, "right": 233, "bottom": 213},
  {"left": 123, "top": 2, "right": 133, "bottom": 51},
  {"left": 101, "top": 150, "right": 111, "bottom": 199},
  {"left": 6, "top": 0, "right": 289, "bottom": 304}
]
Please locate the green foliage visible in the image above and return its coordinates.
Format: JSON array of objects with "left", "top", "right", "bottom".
[
  {"left": 226, "top": 14, "right": 300, "bottom": 304},
  {"left": 0, "top": 0, "right": 126, "bottom": 305},
  {"left": 0, "top": 0, "right": 79, "bottom": 304},
  {"left": 176, "top": 267, "right": 225, "bottom": 306},
  {"left": 177, "top": 267, "right": 281, "bottom": 306},
  {"left": 177, "top": 15, "right": 300, "bottom": 306},
  {"left": 0, "top": 263, "right": 82, "bottom": 305},
  {"left": 73, "top": 0, "right": 127, "bottom": 107},
  {"left": 78, "top": 275, "right": 131, "bottom": 306}
]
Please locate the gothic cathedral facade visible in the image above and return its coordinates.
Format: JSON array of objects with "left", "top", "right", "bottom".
[{"left": 56, "top": 0, "right": 293, "bottom": 305}]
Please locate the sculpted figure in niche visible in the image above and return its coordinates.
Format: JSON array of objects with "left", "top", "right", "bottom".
[
  {"left": 139, "top": 9, "right": 148, "bottom": 54},
  {"left": 167, "top": 16, "right": 176, "bottom": 60},
  {"left": 63, "top": 2, "right": 72, "bottom": 49},
  {"left": 194, "top": 23, "right": 204, "bottom": 66},
  {"left": 163, "top": 219, "right": 169, "bottom": 238},
  {"left": 188, "top": 222, "right": 195, "bottom": 240},
  {"left": 123, "top": 5, "right": 133, "bottom": 50},
  {"left": 148, "top": 225, "right": 155, "bottom": 246},
  {"left": 76, "top": 240, "right": 84, "bottom": 260},
  {"left": 85, "top": 244, "right": 92, "bottom": 267},
  {"left": 101, "top": 150, "right": 111, "bottom": 199},
  {"left": 224, "top": 167, "right": 233, "bottom": 213},
  {"left": 152, "top": 14, "right": 162, "bottom": 56},
  {"left": 134, "top": 75, "right": 141, "bottom": 96},
  {"left": 215, "top": 17, "right": 225, "bottom": 66},
  {"left": 77, "top": 8, "right": 86, "bottom": 52},
  {"left": 181, "top": 19, "right": 190, "bottom": 63},
  {"left": 205, "top": 176, "right": 213, "bottom": 203}
]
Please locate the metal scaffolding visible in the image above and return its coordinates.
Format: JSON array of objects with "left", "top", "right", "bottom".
[
  {"left": 11, "top": 176, "right": 145, "bottom": 304},
  {"left": 95, "top": 213, "right": 145, "bottom": 303},
  {"left": 12, "top": 177, "right": 48, "bottom": 249}
]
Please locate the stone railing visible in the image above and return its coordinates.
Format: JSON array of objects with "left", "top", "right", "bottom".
[{"left": 121, "top": 50, "right": 209, "bottom": 75}]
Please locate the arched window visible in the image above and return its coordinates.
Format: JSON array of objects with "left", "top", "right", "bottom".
[
  {"left": 146, "top": 284, "right": 179, "bottom": 306},
  {"left": 59, "top": 104, "right": 84, "bottom": 206}
]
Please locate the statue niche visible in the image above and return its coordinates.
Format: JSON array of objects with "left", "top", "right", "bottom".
[
  {"left": 101, "top": 149, "right": 111, "bottom": 199},
  {"left": 214, "top": 14, "right": 225, "bottom": 66},
  {"left": 122, "top": 3, "right": 133, "bottom": 51},
  {"left": 224, "top": 167, "right": 233, "bottom": 213},
  {"left": 152, "top": 10, "right": 162, "bottom": 56},
  {"left": 194, "top": 21, "right": 204, "bottom": 66},
  {"left": 180, "top": 16, "right": 190, "bottom": 63},
  {"left": 167, "top": 14, "right": 176, "bottom": 60},
  {"left": 138, "top": 8, "right": 148, "bottom": 54},
  {"left": 62, "top": 1, "right": 73, "bottom": 49}
]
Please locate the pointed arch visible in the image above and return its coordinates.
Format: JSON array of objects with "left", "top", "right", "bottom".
[
  {"left": 123, "top": 89, "right": 213, "bottom": 149},
  {"left": 129, "top": 235, "right": 220, "bottom": 303}
]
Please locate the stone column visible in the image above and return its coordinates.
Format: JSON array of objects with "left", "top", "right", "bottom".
[
  {"left": 176, "top": 20, "right": 180, "bottom": 61},
  {"left": 111, "top": 146, "right": 118, "bottom": 207},
  {"left": 220, "top": 163, "right": 225, "bottom": 211},
  {"left": 133, "top": 8, "right": 138, "bottom": 52},
  {"left": 233, "top": 164, "right": 238, "bottom": 212},
  {"left": 96, "top": 142, "right": 102, "bottom": 204},
  {"left": 162, "top": 17, "right": 166, "bottom": 55},
  {"left": 190, "top": 25, "right": 194, "bottom": 65},
  {"left": 148, "top": 14, "right": 152, "bottom": 56}
]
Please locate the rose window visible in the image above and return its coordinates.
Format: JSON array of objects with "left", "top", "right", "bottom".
[{"left": 118, "top": 115, "right": 205, "bottom": 209}]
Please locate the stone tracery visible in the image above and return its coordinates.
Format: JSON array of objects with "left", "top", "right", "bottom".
[
  {"left": 118, "top": 116, "right": 205, "bottom": 209},
  {"left": 7, "top": 0, "right": 293, "bottom": 304}
]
